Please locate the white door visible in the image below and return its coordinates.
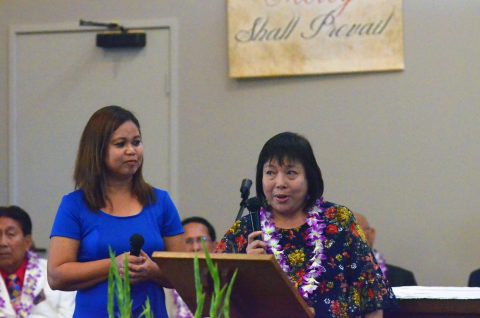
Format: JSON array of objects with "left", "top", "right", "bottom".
[{"left": 8, "top": 21, "right": 177, "bottom": 248}]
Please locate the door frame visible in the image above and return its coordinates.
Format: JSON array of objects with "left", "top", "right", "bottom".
[{"left": 8, "top": 19, "right": 180, "bottom": 202}]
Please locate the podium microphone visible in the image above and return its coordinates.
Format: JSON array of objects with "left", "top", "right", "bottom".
[
  {"left": 235, "top": 178, "right": 252, "bottom": 221},
  {"left": 129, "top": 233, "right": 144, "bottom": 256},
  {"left": 240, "top": 179, "right": 252, "bottom": 201}
]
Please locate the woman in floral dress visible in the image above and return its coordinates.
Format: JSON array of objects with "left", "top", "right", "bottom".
[{"left": 216, "top": 132, "right": 396, "bottom": 318}]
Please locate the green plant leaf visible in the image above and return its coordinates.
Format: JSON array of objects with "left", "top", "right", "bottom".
[
  {"left": 139, "top": 297, "right": 153, "bottom": 318},
  {"left": 123, "top": 254, "right": 132, "bottom": 316},
  {"left": 108, "top": 248, "right": 116, "bottom": 318},
  {"left": 211, "top": 283, "right": 228, "bottom": 317},
  {"left": 192, "top": 242, "right": 237, "bottom": 318},
  {"left": 204, "top": 248, "right": 220, "bottom": 295},
  {"left": 222, "top": 269, "right": 238, "bottom": 318},
  {"left": 107, "top": 247, "right": 152, "bottom": 317},
  {"left": 202, "top": 241, "right": 223, "bottom": 318},
  {"left": 194, "top": 252, "right": 205, "bottom": 318}
]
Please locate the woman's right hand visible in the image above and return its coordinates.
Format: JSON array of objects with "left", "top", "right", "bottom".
[{"left": 246, "top": 231, "right": 267, "bottom": 254}]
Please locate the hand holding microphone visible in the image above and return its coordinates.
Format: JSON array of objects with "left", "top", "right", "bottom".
[
  {"left": 245, "top": 196, "right": 266, "bottom": 254},
  {"left": 235, "top": 179, "right": 267, "bottom": 253},
  {"left": 246, "top": 231, "right": 267, "bottom": 254},
  {"left": 246, "top": 197, "right": 262, "bottom": 232},
  {"left": 124, "top": 233, "right": 160, "bottom": 285},
  {"left": 115, "top": 234, "right": 145, "bottom": 283}
]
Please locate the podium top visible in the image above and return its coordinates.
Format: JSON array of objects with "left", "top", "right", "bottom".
[
  {"left": 153, "top": 251, "right": 314, "bottom": 318},
  {"left": 393, "top": 286, "right": 480, "bottom": 299}
]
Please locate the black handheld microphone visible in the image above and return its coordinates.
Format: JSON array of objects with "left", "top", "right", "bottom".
[
  {"left": 235, "top": 179, "right": 253, "bottom": 221},
  {"left": 246, "top": 197, "right": 262, "bottom": 232},
  {"left": 129, "top": 234, "right": 144, "bottom": 256}
]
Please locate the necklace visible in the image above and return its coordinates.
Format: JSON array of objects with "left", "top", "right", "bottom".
[
  {"left": 260, "top": 198, "right": 327, "bottom": 299},
  {"left": 373, "top": 249, "right": 388, "bottom": 279}
]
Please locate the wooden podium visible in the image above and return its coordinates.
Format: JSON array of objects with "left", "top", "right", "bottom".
[
  {"left": 153, "top": 252, "right": 314, "bottom": 318},
  {"left": 386, "top": 286, "right": 480, "bottom": 318}
]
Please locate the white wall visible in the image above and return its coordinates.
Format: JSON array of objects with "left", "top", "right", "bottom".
[{"left": 0, "top": 0, "right": 479, "bottom": 286}]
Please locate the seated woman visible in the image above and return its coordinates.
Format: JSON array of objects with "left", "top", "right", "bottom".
[{"left": 216, "top": 132, "right": 396, "bottom": 318}]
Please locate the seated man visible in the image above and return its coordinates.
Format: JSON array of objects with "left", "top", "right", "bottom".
[
  {"left": 354, "top": 211, "right": 417, "bottom": 287},
  {"left": 0, "top": 205, "right": 75, "bottom": 317},
  {"left": 468, "top": 268, "right": 480, "bottom": 287},
  {"left": 169, "top": 216, "right": 217, "bottom": 318}
]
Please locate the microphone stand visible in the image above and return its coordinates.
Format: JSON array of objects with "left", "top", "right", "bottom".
[{"left": 235, "top": 196, "right": 248, "bottom": 221}]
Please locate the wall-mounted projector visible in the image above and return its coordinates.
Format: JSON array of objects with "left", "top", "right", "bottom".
[
  {"left": 80, "top": 19, "right": 146, "bottom": 49},
  {"left": 96, "top": 31, "right": 146, "bottom": 48}
]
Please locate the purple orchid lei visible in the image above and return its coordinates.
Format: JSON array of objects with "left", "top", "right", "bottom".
[
  {"left": 0, "top": 250, "right": 42, "bottom": 317},
  {"left": 260, "top": 198, "right": 327, "bottom": 300},
  {"left": 373, "top": 249, "right": 388, "bottom": 279}
]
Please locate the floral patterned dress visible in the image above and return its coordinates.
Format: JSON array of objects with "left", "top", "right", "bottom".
[{"left": 215, "top": 200, "right": 396, "bottom": 318}]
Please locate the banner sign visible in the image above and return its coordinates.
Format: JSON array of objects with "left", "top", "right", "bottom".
[{"left": 228, "top": 0, "right": 404, "bottom": 78}]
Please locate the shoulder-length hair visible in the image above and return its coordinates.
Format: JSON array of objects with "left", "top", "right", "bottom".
[
  {"left": 74, "top": 105, "right": 154, "bottom": 211},
  {"left": 255, "top": 131, "right": 324, "bottom": 211}
]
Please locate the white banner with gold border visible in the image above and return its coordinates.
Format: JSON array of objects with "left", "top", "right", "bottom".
[{"left": 228, "top": 0, "right": 404, "bottom": 78}]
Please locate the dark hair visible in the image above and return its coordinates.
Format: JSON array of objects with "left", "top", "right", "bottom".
[
  {"left": 74, "top": 105, "right": 154, "bottom": 211},
  {"left": 255, "top": 132, "right": 324, "bottom": 210},
  {"left": 0, "top": 205, "right": 32, "bottom": 236},
  {"left": 182, "top": 216, "right": 217, "bottom": 242}
]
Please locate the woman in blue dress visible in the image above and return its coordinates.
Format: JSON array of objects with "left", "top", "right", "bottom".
[
  {"left": 48, "top": 105, "right": 185, "bottom": 317},
  {"left": 217, "top": 132, "right": 396, "bottom": 318}
]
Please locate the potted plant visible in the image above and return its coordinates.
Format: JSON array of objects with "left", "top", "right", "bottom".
[{"left": 107, "top": 245, "right": 237, "bottom": 318}]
